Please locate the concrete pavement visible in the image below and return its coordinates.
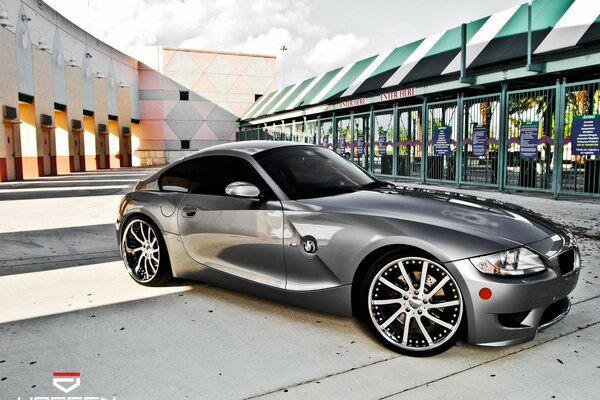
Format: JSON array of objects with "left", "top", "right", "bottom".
[{"left": 0, "top": 171, "right": 599, "bottom": 400}]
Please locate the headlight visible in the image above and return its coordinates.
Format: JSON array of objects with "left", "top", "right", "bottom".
[
  {"left": 563, "top": 228, "right": 579, "bottom": 248},
  {"left": 470, "top": 247, "right": 547, "bottom": 277}
]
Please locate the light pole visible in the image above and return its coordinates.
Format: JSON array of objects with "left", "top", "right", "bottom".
[
  {"left": 280, "top": 45, "right": 288, "bottom": 88},
  {"left": 526, "top": 0, "right": 543, "bottom": 72}
]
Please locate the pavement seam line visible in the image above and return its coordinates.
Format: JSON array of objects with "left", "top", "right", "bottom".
[
  {"left": 571, "top": 293, "right": 600, "bottom": 306},
  {"left": 243, "top": 298, "right": 600, "bottom": 400},
  {"left": 242, "top": 355, "right": 402, "bottom": 400},
  {"left": 378, "top": 319, "right": 600, "bottom": 399}
]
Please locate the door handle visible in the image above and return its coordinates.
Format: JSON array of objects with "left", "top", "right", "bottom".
[{"left": 181, "top": 206, "right": 197, "bottom": 218}]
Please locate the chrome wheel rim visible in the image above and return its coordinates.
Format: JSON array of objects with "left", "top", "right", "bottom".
[
  {"left": 121, "top": 219, "right": 160, "bottom": 283},
  {"left": 367, "top": 257, "right": 463, "bottom": 352}
]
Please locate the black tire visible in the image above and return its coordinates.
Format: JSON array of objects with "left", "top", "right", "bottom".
[
  {"left": 120, "top": 216, "right": 172, "bottom": 287},
  {"left": 360, "top": 251, "right": 464, "bottom": 357}
]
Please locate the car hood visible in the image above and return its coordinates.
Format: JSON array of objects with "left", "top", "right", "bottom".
[{"left": 300, "top": 186, "right": 563, "bottom": 247}]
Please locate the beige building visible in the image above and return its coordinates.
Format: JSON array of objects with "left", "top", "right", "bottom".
[
  {"left": 131, "top": 46, "right": 276, "bottom": 165},
  {"left": 0, "top": 0, "right": 276, "bottom": 181}
]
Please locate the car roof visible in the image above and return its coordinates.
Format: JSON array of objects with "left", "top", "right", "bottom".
[{"left": 188, "top": 140, "right": 309, "bottom": 157}]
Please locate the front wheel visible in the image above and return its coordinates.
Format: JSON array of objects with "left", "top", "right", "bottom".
[
  {"left": 120, "top": 217, "right": 171, "bottom": 287},
  {"left": 361, "top": 253, "right": 464, "bottom": 356}
]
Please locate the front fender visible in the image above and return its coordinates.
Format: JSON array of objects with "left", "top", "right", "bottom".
[{"left": 284, "top": 210, "right": 521, "bottom": 287}]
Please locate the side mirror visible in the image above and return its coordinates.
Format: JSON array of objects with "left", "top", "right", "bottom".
[{"left": 225, "top": 181, "right": 261, "bottom": 199}]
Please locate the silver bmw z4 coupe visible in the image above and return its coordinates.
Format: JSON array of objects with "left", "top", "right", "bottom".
[{"left": 116, "top": 141, "right": 580, "bottom": 356}]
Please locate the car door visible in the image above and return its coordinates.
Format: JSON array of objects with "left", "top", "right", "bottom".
[{"left": 177, "top": 155, "right": 286, "bottom": 288}]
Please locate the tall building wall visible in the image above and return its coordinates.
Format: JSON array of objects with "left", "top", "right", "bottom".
[
  {"left": 0, "top": 16, "right": 20, "bottom": 181},
  {"left": 0, "top": 0, "right": 277, "bottom": 180},
  {"left": 0, "top": 0, "right": 140, "bottom": 180}
]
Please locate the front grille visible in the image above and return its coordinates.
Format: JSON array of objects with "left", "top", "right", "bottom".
[{"left": 557, "top": 249, "right": 575, "bottom": 275}]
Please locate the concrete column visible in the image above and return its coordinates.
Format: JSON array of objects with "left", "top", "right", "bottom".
[
  {"left": 117, "top": 86, "right": 132, "bottom": 167},
  {"left": 32, "top": 48, "right": 55, "bottom": 177},
  {"left": 93, "top": 78, "right": 109, "bottom": 169},
  {"left": 66, "top": 65, "right": 85, "bottom": 171}
]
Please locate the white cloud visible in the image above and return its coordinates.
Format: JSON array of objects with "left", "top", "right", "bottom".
[
  {"left": 179, "top": 36, "right": 211, "bottom": 50},
  {"left": 306, "top": 34, "right": 369, "bottom": 72},
  {"left": 45, "top": 0, "right": 367, "bottom": 87},
  {"left": 45, "top": 0, "right": 525, "bottom": 90},
  {"left": 237, "top": 27, "right": 296, "bottom": 56}
]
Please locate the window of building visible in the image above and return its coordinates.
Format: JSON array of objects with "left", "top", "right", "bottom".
[
  {"left": 254, "top": 94, "right": 263, "bottom": 102},
  {"left": 180, "top": 91, "right": 190, "bottom": 101},
  {"left": 18, "top": 93, "right": 34, "bottom": 104},
  {"left": 181, "top": 140, "right": 190, "bottom": 150}
]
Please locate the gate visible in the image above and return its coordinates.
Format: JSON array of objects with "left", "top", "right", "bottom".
[
  {"left": 426, "top": 100, "right": 458, "bottom": 182},
  {"left": 560, "top": 79, "right": 600, "bottom": 196},
  {"left": 335, "top": 116, "right": 351, "bottom": 157},
  {"left": 504, "top": 86, "right": 556, "bottom": 192},
  {"left": 396, "top": 104, "right": 422, "bottom": 179},
  {"left": 461, "top": 94, "right": 501, "bottom": 187},
  {"left": 352, "top": 112, "right": 370, "bottom": 170},
  {"left": 373, "top": 110, "right": 394, "bottom": 176}
]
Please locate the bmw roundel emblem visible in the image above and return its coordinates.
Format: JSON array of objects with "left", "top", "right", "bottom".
[{"left": 301, "top": 236, "right": 318, "bottom": 255}]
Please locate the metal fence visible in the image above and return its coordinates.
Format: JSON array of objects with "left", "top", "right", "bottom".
[{"left": 239, "top": 78, "right": 600, "bottom": 198}]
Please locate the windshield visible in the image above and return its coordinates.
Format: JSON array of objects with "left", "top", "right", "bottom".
[{"left": 254, "top": 145, "right": 379, "bottom": 199}]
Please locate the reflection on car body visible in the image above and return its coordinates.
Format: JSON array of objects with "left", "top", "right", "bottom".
[{"left": 117, "top": 141, "right": 580, "bottom": 356}]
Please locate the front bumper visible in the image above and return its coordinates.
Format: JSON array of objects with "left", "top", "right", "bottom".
[{"left": 449, "top": 241, "right": 580, "bottom": 347}]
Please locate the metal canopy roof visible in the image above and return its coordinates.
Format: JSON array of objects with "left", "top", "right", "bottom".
[{"left": 242, "top": 0, "right": 600, "bottom": 122}]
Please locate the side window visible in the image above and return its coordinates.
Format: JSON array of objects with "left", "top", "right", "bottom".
[
  {"left": 159, "top": 162, "right": 189, "bottom": 192},
  {"left": 188, "top": 155, "right": 271, "bottom": 197}
]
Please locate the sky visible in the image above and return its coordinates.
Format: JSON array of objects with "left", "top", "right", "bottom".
[{"left": 45, "top": 0, "right": 526, "bottom": 88}]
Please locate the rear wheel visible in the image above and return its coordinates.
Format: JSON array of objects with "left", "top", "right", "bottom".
[
  {"left": 120, "top": 217, "right": 171, "bottom": 286},
  {"left": 361, "top": 252, "right": 464, "bottom": 356}
]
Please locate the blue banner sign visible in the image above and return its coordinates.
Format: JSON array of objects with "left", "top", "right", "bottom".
[
  {"left": 433, "top": 125, "right": 452, "bottom": 156},
  {"left": 357, "top": 133, "right": 364, "bottom": 156},
  {"left": 572, "top": 114, "right": 600, "bottom": 156},
  {"left": 378, "top": 131, "right": 387, "bottom": 155},
  {"left": 472, "top": 125, "right": 488, "bottom": 157},
  {"left": 338, "top": 136, "right": 346, "bottom": 154},
  {"left": 520, "top": 121, "right": 539, "bottom": 159}
]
